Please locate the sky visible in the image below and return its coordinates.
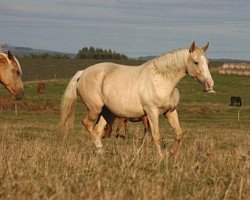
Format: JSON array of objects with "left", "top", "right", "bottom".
[{"left": 0, "top": 0, "right": 250, "bottom": 60}]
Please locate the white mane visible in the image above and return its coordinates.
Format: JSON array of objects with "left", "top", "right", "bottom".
[{"left": 147, "top": 49, "right": 189, "bottom": 77}]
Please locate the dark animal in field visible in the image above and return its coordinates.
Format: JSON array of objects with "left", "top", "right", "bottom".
[
  {"left": 103, "top": 116, "right": 150, "bottom": 139},
  {"left": 230, "top": 96, "right": 242, "bottom": 107},
  {"left": 37, "top": 82, "right": 46, "bottom": 93}
]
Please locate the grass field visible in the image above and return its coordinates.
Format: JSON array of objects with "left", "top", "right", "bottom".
[{"left": 0, "top": 58, "right": 249, "bottom": 199}]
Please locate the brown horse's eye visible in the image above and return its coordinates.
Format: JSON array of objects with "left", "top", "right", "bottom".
[
  {"left": 193, "top": 61, "right": 199, "bottom": 65},
  {"left": 16, "top": 70, "right": 20, "bottom": 75}
]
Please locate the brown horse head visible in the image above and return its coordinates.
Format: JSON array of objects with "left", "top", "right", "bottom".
[
  {"left": 37, "top": 82, "right": 46, "bottom": 93},
  {"left": 0, "top": 50, "right": 24, "bottom": 100}
]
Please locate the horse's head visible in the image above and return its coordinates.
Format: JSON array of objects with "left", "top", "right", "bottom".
[
  {"left": 187, "top": 41, "right": 214, "bottom": 92},
  {"left": 0, "top": 51, "right": 24, "bottom": 100}
]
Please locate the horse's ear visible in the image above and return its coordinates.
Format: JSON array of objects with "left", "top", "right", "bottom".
[
  {"left": 7, "top": 50, "right": 14, "bottom": 60},
  {"left": 189, "top": 41, "right": 196, "bottom": 53},
  {"left": 202, "top": 42, "right": 209, "bottom": 52},
  {"left": 0, "top": 54, "right": 7, "bottom": 64}
]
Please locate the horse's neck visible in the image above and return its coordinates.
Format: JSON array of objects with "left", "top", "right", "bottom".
[{"left": 146, "top": 49, "right": 189, "bottom": 87}]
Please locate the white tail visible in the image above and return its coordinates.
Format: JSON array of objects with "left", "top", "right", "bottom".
[{"left": 59, "top": 70, "right": 83, "bottom": 136}]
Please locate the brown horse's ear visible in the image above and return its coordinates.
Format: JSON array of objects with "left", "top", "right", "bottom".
[
  {"left": 189, "top": 41, "right": 196, "bottom": 53},
  {"left": 0, "top": 54, "right": 7, "bottom": 65},
  {"left": 7, "top": 50, "right": 14, "bottom": 60},
  {"left": 202, "top": 42, "right": 209, "bottom": 52}
]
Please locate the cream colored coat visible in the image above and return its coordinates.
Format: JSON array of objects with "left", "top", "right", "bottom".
[{"left": 60, "top": 42, "right": 214, "bottom": 158}]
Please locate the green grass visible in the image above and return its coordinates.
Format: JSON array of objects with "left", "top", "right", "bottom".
[
  {"left": 19, "top": 58, "right": 145, "bottom": 81},
  {"left": 0, "top": 58, "right": 249, "bottom": 199}
]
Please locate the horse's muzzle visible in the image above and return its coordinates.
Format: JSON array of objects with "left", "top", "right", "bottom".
[
  {"left": 204, "top": 78, "right": 214, "bottom": 92},
  {"left": 15, "top": 89, "right": 24, "bottom": 100}
]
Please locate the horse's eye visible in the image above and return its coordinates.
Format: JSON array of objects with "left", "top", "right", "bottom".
[
  {"left": 193, "top": 61, "right": 199, "bottom": 65},
  {"left": 16, "top": 70, "right": 20, "bottom": 75}
]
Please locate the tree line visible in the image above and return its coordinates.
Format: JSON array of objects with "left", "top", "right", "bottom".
[
  {"left": 75, "top": 46, "right": 128, "bottom": 60},
  {"left": 18, "top": 47, "right": 128, "bottom": 60},
  {"left": 22, "top": 53, "right": 70, "bottom": 59}
]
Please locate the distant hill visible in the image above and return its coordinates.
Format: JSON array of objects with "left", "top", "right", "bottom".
[
  {"left": 1, "top": 45, "right": 249, "bottom": 63},
  {"left": 137, "top": 55, "right": 156, "bottom": 60},
  {"left": 2, "top": 46, "right": 76, "bottom": 58}
]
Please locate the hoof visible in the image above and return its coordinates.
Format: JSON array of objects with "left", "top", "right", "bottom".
[
  {"left": 116, "top": 134, "right": 125, "bottom": 140},
  {"left": 119, "top": 135, "right": 126, "bottom": 140},
  {"left": 144, "top": 135, "right": 153, "bottom": 142},
  {"left": 161, "top": 141, "right": 167, "bottom": 149},
  {"left": 168, "top": 150, "right": 176, "bottom": 158},
  {"left": 96, "top": 147, "right": 104, "bottom": 154},
  {"left": 158, "top": 153, "right": 164, "bottom": 162}
]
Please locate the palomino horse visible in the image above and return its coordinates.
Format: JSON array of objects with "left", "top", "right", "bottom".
[
  {"left": 60, "top": 41, "right": 214, "bottom": 158},
  {"left": 0, "top": 49, "right": 24, "bottom": 100},
  {"left": 103, "top": 116, "right": 149, "bottom": 138}
]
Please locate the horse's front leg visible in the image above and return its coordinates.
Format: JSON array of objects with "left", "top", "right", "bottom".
[
  {"left": 145, "top": 108, "right": 163, "bottom": 159},
  {"left": 142, "top": 116, "right": 152, "bottom": 141},
  {"left": 165, "top": 109, "right": 184, "bottom": 156}
]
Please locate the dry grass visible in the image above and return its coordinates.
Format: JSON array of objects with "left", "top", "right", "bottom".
[{"left": 0, "top": 117, "right": 249, "bottom": 199}]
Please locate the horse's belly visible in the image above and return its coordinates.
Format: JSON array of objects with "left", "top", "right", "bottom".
[
  {"left": 105, "top": 100, "right": 144, "bottom": 117},
  {"left": 103, "top": 94, "right": 145, "bottom": 117}
]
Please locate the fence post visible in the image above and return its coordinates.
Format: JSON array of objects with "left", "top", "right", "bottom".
[{"left": 15, "top": 104, "right": 17, "bottom": 116}]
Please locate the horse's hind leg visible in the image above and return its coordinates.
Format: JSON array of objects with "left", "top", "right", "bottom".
[
  {"left": 82, "top": 110, "right": 98, "bottom": 133},
  {"left": 165, "top": 109, "right": 184, "bottom": 156},
  {"left": 82, "top": 109, "right": 104, "bottom": 151},
  {"left": 103, "top": 123, "right": 113, "bottom": 138}
]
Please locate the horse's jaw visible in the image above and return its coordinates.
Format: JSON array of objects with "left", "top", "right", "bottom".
[{"left": 4, "top": 84, "right": 24, "bottom": 100}]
